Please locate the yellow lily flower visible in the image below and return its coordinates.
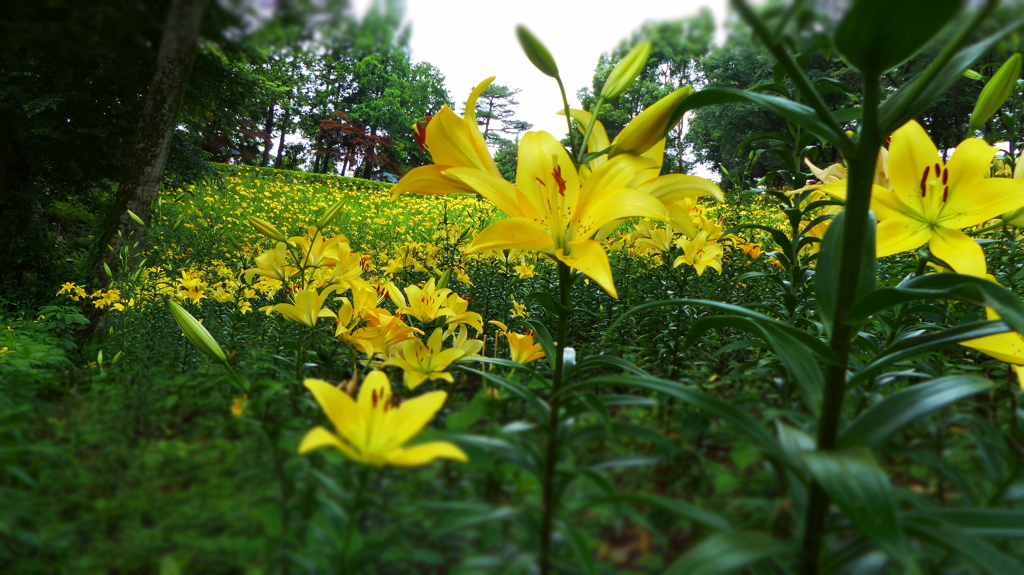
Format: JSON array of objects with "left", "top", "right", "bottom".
[
  {"left": 565, "top": 105, "right": 724, "bottom": 238},
  {"left": 346, "top": 308, "right": 422, "bottom": 359},
  {"left": 243, "top": 242, "right": 295, "bottom": 284},
  {"left": 388, "top": 278, "right": 455, "bottom": 324},
  {"left": 635, "top": 223, "right": 676, "bottom": 253},
  {"left": 673, "top": 231, "right": 723, "bottom": 276},
  {"left": 391, "top": 77, "right": 502, "bottom": 197},
  {"left": 298, "top": 372, "right": 467, "bottom": 467},
  {"left": 266, "top": 286, "right": 337, "bottom": 328},
  {"left": 384, "top": 328, "right": 466, "bottom": 390},
  {"left": 506, "top": 331, "right": 546, "bottom": 365},
  {"left": 442, "top": 293, "right": 484, "bottom": 334},
  {"left": 822, "top": 120, "right": 1024, "bottom": 277},
  {"left": 445, "top": 130, "right": 668, "bottom": 298}
]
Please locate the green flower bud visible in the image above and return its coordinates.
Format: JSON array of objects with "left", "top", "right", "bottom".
[
  {"left": 247, "top": 216, "right": 288, "bottom": 243},
  {"left": 601, "top": 41, "right": 651, "bottom": 100},
  {"left": 316, "top": 199, "right": 346, "bottom": 230},
  {"left": 516, "top": 26, "right": 559, "bottom": 79},
  {"left": 970, "top": 54, "right": 1022, "bottom": 133},
  {"left": 168, "top": 299, "right": 228, "bottom": 365},
  {"left": 127, "top": 209, "right": 146, "bottom": 227}
]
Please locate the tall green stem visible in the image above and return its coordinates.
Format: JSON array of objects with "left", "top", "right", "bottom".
[
  {"left": 800, "top": 73, "right": 882, "bottom": 575},
  {"left": 539, "top": 260, "right": 572, "bottom": 575}
]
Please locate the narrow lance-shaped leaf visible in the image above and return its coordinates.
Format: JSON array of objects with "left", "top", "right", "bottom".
[
  {"left": 802, "top": 449, "right": 914, "bottom": 570},
  {"left": 834, "top": 0, "right": 960, "bottom": 76},
  {"left": 839, "top": 375, "right": 993, "bottom": 449},
  {"left": 816, "top": 210, "right": 876, "bottom": 335},
  {"left": 663, "top": 531, "right": 798, "bottom": 575}
]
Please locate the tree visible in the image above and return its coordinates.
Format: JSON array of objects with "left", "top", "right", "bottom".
[
  {"left": 474, "top": 85, "right": 532, "bottom": 144},
  {"left": 96, "top": 0, "right": 204, "bottom": 279}
]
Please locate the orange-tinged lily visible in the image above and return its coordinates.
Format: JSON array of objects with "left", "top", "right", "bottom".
[
  {"left": 822, "top": 120, "right": 1024, "bottom": 277},
  {"left": 298, "top": 373, "right": 467, "bottom": 467},
  {"left": 445, "top": 130, "right": 667, "bottom": 298},
  {"left": 391, "top": 77, "right": 502, "bottom": 197},
  {"left": 506, "top": 331, "right": 546, "bottom": 364}
]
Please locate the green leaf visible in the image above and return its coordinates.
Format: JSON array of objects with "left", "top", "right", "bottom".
[
  {"left": 802, "top": 449, "right": 913, "bottom": 570},
  {"left": 666, "top": 88, "right": 846, "bottom": 154},
  {"left": 724, "top": 223, "right": 794, "bottom": 258},
  {"left": 849, "top": 321, "right": 1009, "bottom": 388},
  {"left": 880, "top": 18, "right": 1023, "bottom": 133},
  {"left": 662, "top": 531, "right": 797, "bottom": 575},
  {"left": 902, "top": 515, "right": 1024, "bottom": 574},
  {"left": 566, "top": 355, "right": 648, "bottom": 379},
  {"left": 816, "top": 210, "right": 877, "bottom": 335},
  {"left": 834, "top": 0, "right": 960, "bottom": 75},
  {"left": 839, "top": 375, "right": 993, "bottom": 449},
  {"left": 736, "top": 131, "right": 793, "bottom": 151},
  {"left": 556, "top": 519, "right": 595, "bottom": 575},
  {"left": 528, "top": 291, "right": 570, "bottom": 318},
  {"left": 908, "top": 509, "right": 1024, "bottom": 538},
  {"left": 609, "top": 298, "right": 838, "bottom": 364},
  {"left": 460, "top": 367, "right": 548, "bottom": 417},
  {"left": 683, "top": 315, "right": 824, "bottom": 415},
  {"left": 846, "top": 273, "right": 1024, "bottom": 334},
  {"left": 581, "top": 492, "right": 731, "bottom": 532},
  {"left": 560, "top": 375, "right": 802, "bottom": 478}
]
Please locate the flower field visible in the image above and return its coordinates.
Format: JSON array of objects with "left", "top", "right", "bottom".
[{"left": 5, "top": 2, "right": 1024, "bottom": 574}]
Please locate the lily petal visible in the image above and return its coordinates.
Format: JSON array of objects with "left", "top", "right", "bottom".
[
  {"left": 304, "top": 378, "right": 365, "bottom": 450},
  {"left": 929, "top": 226, "right": 987, "bottom": 277},
  {"left": 962, "top": 308, "right": 1024, "bottom": 363},
  {"left": 387, "top": 441, "right": 468, "bottom": 467},
  {"left": 466, "top": 218, "right": 555, "bottom": 254},
  {"left": 870, "top": 186, "right": 917, "bottom": 221},
  {"left": 386, "top": 390, "right": 448, "bottom": 450},
  {"left": 940, "top": 177, "right": 1024, "bottom": 229},
  {"left": 444, "top": 167, "right": 524, "bottom": 218},
  {"left": 391, "top": 164, "right": 478, "bottom": 197},
  {"left": 556, "top": 240, "right": 617, "bottom": 298},
  {"left": 888, "top": 120, "right": 937, "bottom": 215},
  {"left": 638, "top": 174, "right": 725, "bottom": 203},
  {"left": 298, "top": 426, "right": 363, "bottom": 462},
  {"left": 945, "top": 138, "right": 996, "bottom": 193},
  {"left": 875, "top": 216, "right": 930, "bottom": 258},
  {"left": 573, "top": 187, "right": 667, "bottom": 240}
]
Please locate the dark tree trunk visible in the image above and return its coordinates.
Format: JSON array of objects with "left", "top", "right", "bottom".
[
  {"left": 95, "top": 0, "right": 201, "bottom": 279},
  {"left": 274, "top": 117, "right": 287, "bottom": 169},
  {"left": 82, "top": 0, "right": 201, "bottom": 342},
  {"left": 260, "top": 105, "right": 275, "bottom": 167}
]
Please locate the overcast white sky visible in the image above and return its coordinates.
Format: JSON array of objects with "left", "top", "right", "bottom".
[{"left": 351, "top": 0, "right": 729, "bottom": 138}]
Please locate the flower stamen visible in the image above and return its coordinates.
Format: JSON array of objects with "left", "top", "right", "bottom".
[{"left": 920, "top": 165, "right": 930, "bottom": 197}]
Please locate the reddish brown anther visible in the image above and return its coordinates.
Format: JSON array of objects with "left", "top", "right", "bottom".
[
  {"left": 552, "top": 166, "right": 567, "bottom": 196},
  {"left": 920, "top": 166, "right": 930, "bottom": 197}
]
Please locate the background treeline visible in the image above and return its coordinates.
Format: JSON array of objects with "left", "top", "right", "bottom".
[{"left": 2, "top": 0, "right": 1021, "bottom": 307}]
